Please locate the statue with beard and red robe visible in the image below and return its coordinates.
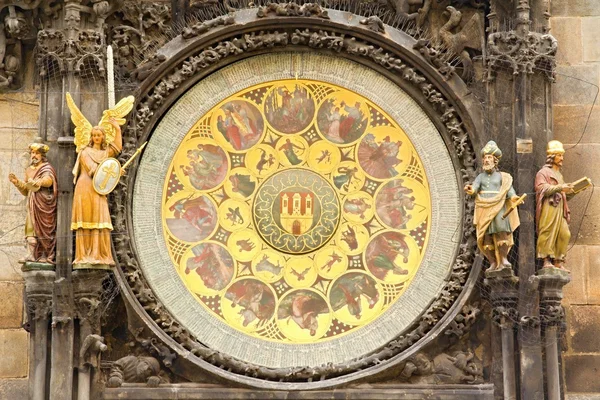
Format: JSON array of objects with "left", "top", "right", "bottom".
[
  {"left": 464, "top": 141, "right": 522, "bottom": 272},
  {"left": 8, "top": 143, "right": 57, "bottom": 264}
]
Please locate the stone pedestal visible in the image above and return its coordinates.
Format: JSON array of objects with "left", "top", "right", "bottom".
[
  {"left": 537, "top": 268, "right": 571, "bottom": 400},
  {"left": 485, "top": 270, "right": 519, "bottom": 400}
]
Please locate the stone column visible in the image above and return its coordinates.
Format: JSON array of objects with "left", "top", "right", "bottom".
[
  {"left": 23, "top": 269, "right": 55, "bottom": 400},
  {"left": 486, "top": 0, "right": 557, "bottom": 398},
  {"left": 74, "top": 270, "right": 109, "bottom": 400},
  {"left": 537, "top": 268, "right": 571, "bottom": 400},
  {"left": 485, "top": 271, "right": 519, "bottom": 400}
]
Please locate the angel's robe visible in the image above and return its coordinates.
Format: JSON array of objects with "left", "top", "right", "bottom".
[{"left": 71, "top": 142, "right": 121, "bottom": 268}]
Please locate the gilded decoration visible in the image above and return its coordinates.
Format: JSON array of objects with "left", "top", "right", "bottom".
[{"left": 161, "top": 79, "right": 432, "bottom": 343}]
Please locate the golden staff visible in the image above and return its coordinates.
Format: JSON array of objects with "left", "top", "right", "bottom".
[
  {"left": 502, "top": 193, "right": 527, "bottom": 219},
  {"left": 122, "top": 141, "right": 148, "bottom": 171}
]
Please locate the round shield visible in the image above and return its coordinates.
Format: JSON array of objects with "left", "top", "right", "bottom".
[{"left": 93, "top": 158, "right": 122, "bottom": 195}]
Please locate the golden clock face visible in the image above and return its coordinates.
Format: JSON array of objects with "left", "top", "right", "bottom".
[{"left": 161, "top": 79, "right": 432, "bottom": 344}]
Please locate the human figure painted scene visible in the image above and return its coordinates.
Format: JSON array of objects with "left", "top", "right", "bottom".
[
  {"left": 317, "top": 98, "right": 368, "bottom": 144},
  {"left": 8, "top": 143, "right": 57, "bottom": 264},
  {"left": 166, "top": 195, "right": 217, "bottom": 242},
  {"left": 185, "top": 243, "right": 234, "bottom": 291},
  {"left": 357, "top": 133, "right": 403, "bottom": 179},
  {"left": 67, "top": 93, "right": 134, "bottom": 269},
  {"left": 216, "top": 101, "right": 264, "bottom": 151},
  {"left": 180, "top": 144, "right": 228, "bottom": 191},
  {"left": 264, "top": 85, "right": 315, "bottom": 134}
]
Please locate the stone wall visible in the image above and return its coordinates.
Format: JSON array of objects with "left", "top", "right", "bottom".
[
  {"left": 0, "top": 57, "right": 38, "bottom": 398},
  {"left": 551, "top": 0, "right": 600, "bottom": 395}
]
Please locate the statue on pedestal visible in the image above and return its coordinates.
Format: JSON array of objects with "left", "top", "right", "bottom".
[
  {"left": 66, "top": 93, "right": 134, "bottom": 270},
  {"left": 535, "top": 140, "right": 591, "bottom": 271},
  {"left": 464, "top": 141, "right": 521, "bottom": 271},
  {"left": 8, "top": 143, "right": 57, "bottom": 265}
]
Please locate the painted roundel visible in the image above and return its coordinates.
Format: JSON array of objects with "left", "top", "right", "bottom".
[{"left": 161, "top": 79, "right": 431, "bottom": 344}]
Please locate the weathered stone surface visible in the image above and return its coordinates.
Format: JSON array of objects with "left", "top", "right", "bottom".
[
  {"left": 552, "top": 0, "right": 600, "bottom": 16},
  {"left": 0, "top": 378, "right": 27, "bottom": 400},
  {"left": 565, "top": 191, "right": 600, "bottom": 246},
  {"left": 570, "top": 305, "right": 600, "bottom": 352},
  {"left": 0, "top": 249, "right": 23, "bottom": 281},
  {"left": 554, "top": 105, "right": 600, "bottom": 144},
  {"left": 0, "top": 282, "right": 23, "bottom": 329},
  {"left": 565, "top": 355, "right": 600, "bottom": 393},
  {"left": 567, "top": 395, "right": 600, "bottom": 400},
  {"left": 554, "top": 65, "right": 600, "bottom": 105},
  {"left": 0, "top": 329, "right": 28, "bottom": 378},
  {"left": 587, "top": 246, "right": 600, "bottom": 304},
  {"left": 0, "top": 99, "right": 39, "bottom": 130},
  {"left": 582, "top": 18, "right": 600, "bottom": 62},
  {"left": 550, "top": 18, "right": 582, "bottom": 64},
  {"left": 563, "top": 245, "right": 588, "bottom": 304}
]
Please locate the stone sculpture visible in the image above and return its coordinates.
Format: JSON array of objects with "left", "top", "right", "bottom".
[
  {"left": 535, "top": 140, "right": 591, "bottom": 270},
  {"left": 464, "top": 141, "right": 521, "bottom": 271},
  {"left": 8, "top": 143, "right": 57, "bottom": 264},
  {"left": 66, "top": 93, "right": 134, "bottom": 269}
]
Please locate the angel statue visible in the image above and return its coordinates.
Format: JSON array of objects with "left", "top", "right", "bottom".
[{"left": 66, "top": 93, "right": 134, "bottom": 269}]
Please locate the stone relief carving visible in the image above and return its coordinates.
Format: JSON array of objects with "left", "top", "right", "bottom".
[
  {"left": 257, "top": 2, "right": 329, "bottom": 19},
  {"left": 181, "top": 14, "right": 235, "bottom": 40},
  {"left": 400, "top": 351, "right": 483, "bottom": 384},
  {"left": 486, "top": 30, "right": 557, "bottom": 81},
  {"left": 445, "top": 303, "right": 480, "bottom": 338},
  {"left": 439, "top": 6, "right": 484, "bottom": 80},
  {"left": 111, "top": 21, "right": 478, "bottom": 382},
  {"left": 37, "top": 29, "right": 105, "bottom": 76},
  {"left": 106, "top": 356, "right": 166, "bottom": 388},
  {"left": 107, "top": 1, "right": 171, "bottom": 76}
]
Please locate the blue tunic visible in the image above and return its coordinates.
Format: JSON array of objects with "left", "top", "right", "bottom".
[{"left": 472, "top": 171, "right": 516, "bottom": 234}]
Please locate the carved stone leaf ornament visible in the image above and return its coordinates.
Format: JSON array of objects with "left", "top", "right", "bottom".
[{"left": 111, "top": 8, "right": 479, "bottom": 385}]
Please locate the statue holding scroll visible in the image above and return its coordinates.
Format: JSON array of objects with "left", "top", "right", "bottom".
[
  {"left": 8, "top": 143, "right": 57, "bottom": 264},
  {"left": 66, "top": 93, "right": 134, "bottom": 269},
  {"left": 464, "top": 141, "right": 522, "bottom": 271},
  {"left": 536, "top": 140, "right": 591, "bottom": 270}
]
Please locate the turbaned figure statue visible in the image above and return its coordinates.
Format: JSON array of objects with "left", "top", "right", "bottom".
[{"left": 464, "top": 141, "right": 521, "bottom": 271}]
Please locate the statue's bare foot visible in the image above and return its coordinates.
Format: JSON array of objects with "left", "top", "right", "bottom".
[
  {"left": 38, "top": 258, "right": 47, "bottom": 263},
  {"left": 553, "top": 260, "right": 570, "bottom": 272}
]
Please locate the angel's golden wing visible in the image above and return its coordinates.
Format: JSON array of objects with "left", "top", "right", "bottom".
[
  {"left": 65, "top": 93, "right": 93, "bottom": 153},
  {"left": 98, "top": 96, "right": 135, "bottom": 146}
]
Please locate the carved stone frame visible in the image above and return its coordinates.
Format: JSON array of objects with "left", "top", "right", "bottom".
[{"left": 110, "top": 8, "right": 483, "bottom": 389}]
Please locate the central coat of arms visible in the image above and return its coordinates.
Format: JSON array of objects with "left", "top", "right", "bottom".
[{"left": 254, "top": 169, "right": 340, "bottom": 254}]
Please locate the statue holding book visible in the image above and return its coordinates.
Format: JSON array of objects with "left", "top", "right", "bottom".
[{"left": 535, "top": 140, "right": 591, "bottom": 270}]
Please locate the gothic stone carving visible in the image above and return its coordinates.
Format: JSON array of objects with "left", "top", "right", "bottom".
[
  {"left": 36, "top": 29, "right": 104, "bottom": 76},
  {"left": 257, "top": 2, "right": 329, "bottom": 19},
  {"left": 445, "top": 303, "right": 480, "bottom": 338},
  {"left": 111, "top": 18, "right": 478, "bottom": 383},
  {"left": 486, "top": 30, "right": 557, "bottom": 81},
  {"left": 400, "top": 351, "right": 484, "bottom": 384},
  {"left": 106, "top": 356, "right": 166, "bottom": 388}
]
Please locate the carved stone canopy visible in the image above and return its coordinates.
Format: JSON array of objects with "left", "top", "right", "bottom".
[{"left": 110, "top": 7, "right": 483, "bottom": 389}]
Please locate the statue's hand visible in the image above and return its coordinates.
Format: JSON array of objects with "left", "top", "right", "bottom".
[
  {"left": 120, "top": 168, "right": 126, "bottom": 177},
  {"left": 8, "top": 173, "right": 17, "bottom": 185},
  {"left": 561, "top": 184, "right": 574, "bottom": 194},
  {"left": 510, "top": 196, "right": 521, "bottom": 202},
  {"left": 464, "top": 184, "right": 474, "bottom": 195}
]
